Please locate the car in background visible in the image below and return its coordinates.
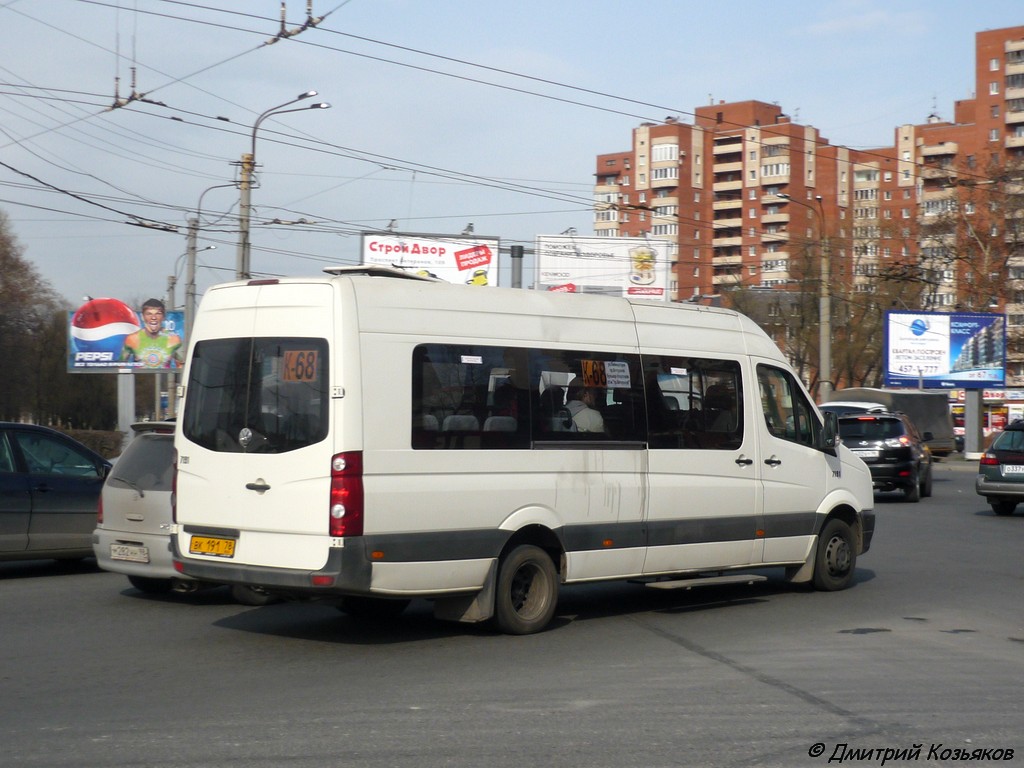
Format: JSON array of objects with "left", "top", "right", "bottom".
[
  {"left": 837, "top": 411, "right": 933, "bottom": 502},
  {"left": 976, "top": 420, "right": 1024, "bottom": 516},
  {"left": 93, "top": 422, "right": 274, "bottom": 605},
  {"left": 1, "top": 422, "right": 112, "bottom": 562},
  {"left": 819, "top": 401, "right": 887, "bottom": 417}
]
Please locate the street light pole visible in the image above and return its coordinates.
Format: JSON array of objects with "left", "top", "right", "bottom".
[
  {"left": 236, "top": 91, "right": 330, "bottom": 279},
  {"left": 186, "top": 183, "right": 232, "bottom": 342},
  {"left": 779, "top": 193, "right": 832, "bottom": 401}
]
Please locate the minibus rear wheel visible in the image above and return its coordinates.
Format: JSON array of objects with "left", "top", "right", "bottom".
[
  {"left": 812, "top": 518, "right": 856, "bottom": 591},
  {"left": 494, "top": 545, "right": 558, "bottom": 635}
]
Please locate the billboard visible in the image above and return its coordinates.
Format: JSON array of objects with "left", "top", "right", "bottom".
[
  {"left": 360, "top": 232, "right": 500, "bottom": 286},
  {"left": 535, "top": 235, "right": 670, "bottom": 300},
  {"left": 884, "top": 310, "right": 1005, "bottom": 389},
  {"left": 68, "top": 297, "right": 184, "bottom": 373}
]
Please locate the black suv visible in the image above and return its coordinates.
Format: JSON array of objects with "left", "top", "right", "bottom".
[{"left": 837, "top": 411, "right": 933, "bottom": 502}]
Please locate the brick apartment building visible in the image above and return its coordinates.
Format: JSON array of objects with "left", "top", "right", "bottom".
[{"left": 593, "top": 24, "right": 1024, "bottom": 390}]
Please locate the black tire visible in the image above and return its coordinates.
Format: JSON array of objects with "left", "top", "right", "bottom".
[
  {"left": 903, "top": 469, "right": 921, "bottom": 502},
  {"left": 991, "top": 500, "right": 1017, "bottom": 516},
  {"left": 493, "top": 544, "right": 558, "bottom": 635},
  {"left": 812, "top": 518, "right": 857, "bottom": 591},
  {"left": 230, "top": 585, "right": 278, "bottom": 606},
  {"left": 127, "top": 575, "right": 174, "bottom": 594},
  {"left": 921, "top": 464, "right": 933, "bottom": 498},
  {"left": 337, "top": 596, "right": 411, "bottom": 620}
]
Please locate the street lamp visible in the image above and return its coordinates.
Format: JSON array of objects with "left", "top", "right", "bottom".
[
  {"left": 779, "top": 193, "right": 832, "bottom": 402},
  {"left": 236, "top": 90, "right": 330, "bottom": 279},
  {"left": 186, "top": 182, "right": 234, "bottom": 342}
]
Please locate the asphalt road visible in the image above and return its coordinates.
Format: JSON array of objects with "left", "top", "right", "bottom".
[{"left": 3, "top": 457, "right": 1022, "bottom": 768}]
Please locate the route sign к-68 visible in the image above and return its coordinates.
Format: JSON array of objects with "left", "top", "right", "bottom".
[{"left": 884, "top": 310, "right": 1005, "bottom": 389}]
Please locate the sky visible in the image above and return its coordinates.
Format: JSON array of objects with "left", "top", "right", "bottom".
[{"left": 1, "top": 0, "right": 1022, "bottom": 308}]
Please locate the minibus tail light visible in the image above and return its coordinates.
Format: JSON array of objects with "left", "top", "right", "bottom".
[
  {"left": 330, "top": 451, "right": 364, "bottom": 537},
  {"left": 171, "top": 448, "right": 178, "bottom": 523}
]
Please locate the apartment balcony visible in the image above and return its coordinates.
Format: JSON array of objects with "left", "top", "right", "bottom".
[
  {"left": 1007, "top": 110, "right": 1024, "bottom": 125},
  {"left": 713, "top": 198, "right": 743, "bottom": 211},
  {"left": 761, "top": 212, "right": 790, "bottom": 225},
  {"left": 920, "top": 142, "right": 958, "bottom": 157},
  {"left": 1006, "top": 135, "right": 1024, "bottom": 149},
  {"left": 712, "top": 273, "right": 743, "bottom": 286},
  {"left": 1007, "top": 86, "right": 1024, "bottom": 100},
  {"left": 714, "top": 161, "right": 743, "bottom": 173},
  {"left": 713, "top": 141, "right": 743, "bottom": 155},
  {"left": 651, "top": 176, "right": 680, "bottom": 190},
  {"left": 1007, "top": 61, "right": 1024, "bottom": 76},
  {"left": 713, "top": 179, "right": 743, "bottom": 192},
  {"left": 1007, "top": 39, "right": 1024, "bottom": 53},
  {"left": 713, "top": 216, "right": 743, "bottom": 228},
  {"left": 712, "top": 235, "right": 743, "bottom": 247},
  {"left": 761, "top": 230, "right": 789, "bottom": 244},
  {"left": 920, "top": 165, "right": 957, "bottom": 179},
  {"left": 712, "top": 253, "right": 743, "bottom": 266}
]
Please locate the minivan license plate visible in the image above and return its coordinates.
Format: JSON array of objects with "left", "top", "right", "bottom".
[
  {"left": 189, "top": 535, "right": 236, "bottom": 558},
  {"left": 1002, "top": 465, "right": 1024, "bottom": 475},
  {"left": 111, "top": 543, "right": 149, "bottom": 563}
]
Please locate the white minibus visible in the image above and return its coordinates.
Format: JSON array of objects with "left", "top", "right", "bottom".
[{"left": 172, "top": 266, "right": 874, "bottom": 634}]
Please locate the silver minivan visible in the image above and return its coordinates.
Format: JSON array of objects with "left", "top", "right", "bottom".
[{"left": 93, "top": 422, "right": 273, "bottom": 605}]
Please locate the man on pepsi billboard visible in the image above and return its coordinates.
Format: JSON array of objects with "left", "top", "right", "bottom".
[{"left": 120, "top": 298, "right": 183, "bottom": 369}]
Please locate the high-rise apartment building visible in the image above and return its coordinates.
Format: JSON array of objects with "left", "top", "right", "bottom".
[{"left": 594, "top": 24, "right": 1024, "bottom": 387}]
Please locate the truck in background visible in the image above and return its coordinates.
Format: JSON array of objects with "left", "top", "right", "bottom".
[{"left": 822, "top": 388, "right": 957, "bottom": 458}]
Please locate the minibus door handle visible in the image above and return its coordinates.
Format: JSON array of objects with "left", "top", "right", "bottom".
[
  {"left": 764, "top": 456, "right": 782, "bottom": 467},
  {"left": 245, "top": 479, "right": 271, "bottom": 493},
  {"left": 735, "top": 456, "right": 753, "bottom": 466}
]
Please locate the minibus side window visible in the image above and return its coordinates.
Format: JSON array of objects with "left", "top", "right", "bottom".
[
  {"left": 645, "top": 356, "right": 743, "bottom": 450},
  {"left": 411, "top": 344, "right": 530, "bottom": 450},
  {"left": 756, "top": 364, "right": 821, "bottom": 448},
  {"left": 529, "top": 349, "right": 646, "bottom": 443}
]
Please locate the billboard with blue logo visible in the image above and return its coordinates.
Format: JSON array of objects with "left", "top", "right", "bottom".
[
  {"left": 884, "top": 310, "right": 1005, "bottom": 389},
  {"left": 67, "top": 297, "right": 184, "bottom": 373}
]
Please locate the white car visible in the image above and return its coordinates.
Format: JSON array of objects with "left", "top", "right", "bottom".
[{"left": 92, "top": 422, "right": 274, "bottom": 605}]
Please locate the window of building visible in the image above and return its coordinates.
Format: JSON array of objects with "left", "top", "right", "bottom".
[
  {"left": 990, "top": 81, "right": 1000, "bottom": 95},
  {"left": 991, "top": 57, "right": 1000, "bottom": 71},
  {"left": 652, "top": 144, "right": 679, "bottom": 162}
]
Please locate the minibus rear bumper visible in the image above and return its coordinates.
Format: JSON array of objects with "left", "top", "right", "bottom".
[{"left": 173, "top": 541, "right": 371, "bottom": 596}]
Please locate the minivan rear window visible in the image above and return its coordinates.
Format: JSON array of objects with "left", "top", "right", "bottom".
[{"left": 182, "top": 337, "right": 328, "bottom": 453}]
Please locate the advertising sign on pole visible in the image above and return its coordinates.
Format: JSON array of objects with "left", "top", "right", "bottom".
[
  {"left": 360, "top": 232, "right": 500, "bottom": 286},
  {"left": 68, "top": 297, "right": 185, "bottom": 373},
  {"left": 534, "top": 235, "right": 669, "bottom": 300},
  {"left": 884, "top": 310, "right": 1005, "bottom": 389}
]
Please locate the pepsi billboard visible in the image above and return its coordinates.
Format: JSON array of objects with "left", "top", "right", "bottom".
[
  {"left": 68, "top": 297, "right": 184, "bottom": 373},
  {"left": 884, "top": 310, "right": 1005, "bottom": 389}
]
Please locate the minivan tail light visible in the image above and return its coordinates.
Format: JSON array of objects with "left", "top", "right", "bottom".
[
  {"left": 979, "top": 454, "right": 1000, "bottom": 466},
  {"left": 329, "top": 451, "right": 364, "bottom": 537},
  {"left": 97, "top": 496, "right": 104, "bottom": 525}
]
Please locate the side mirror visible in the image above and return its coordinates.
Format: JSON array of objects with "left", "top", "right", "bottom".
[{"left": 820, "top": 411, "right": 839, "bottom": 455}]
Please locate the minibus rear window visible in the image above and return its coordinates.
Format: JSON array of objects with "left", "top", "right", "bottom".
[{"left": 182, "top": 337, "right": 329, "bottom": 453}]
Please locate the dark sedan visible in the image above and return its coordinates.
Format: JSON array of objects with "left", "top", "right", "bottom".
[{"left": 0, "top": 422, "right": 112, "bottom": 561}]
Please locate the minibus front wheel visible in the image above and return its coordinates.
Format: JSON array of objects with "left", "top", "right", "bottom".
[
  {"left": 812, "top": 518, "right": 856, "bottom": 591},
  {"left": 494, "top": 544, "right": 558, "bottom": 635}
]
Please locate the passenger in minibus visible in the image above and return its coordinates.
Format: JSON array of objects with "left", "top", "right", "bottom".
[{"left": 565, "top": 378, "right": 605, "bottom": 433}]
